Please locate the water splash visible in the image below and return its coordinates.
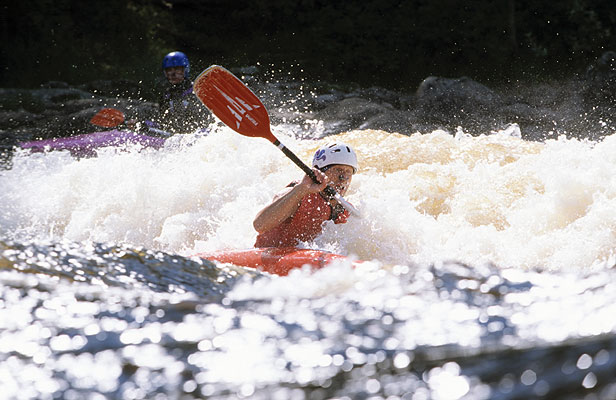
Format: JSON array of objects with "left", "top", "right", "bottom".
[{"left": 3, "top": 126, "right": 616, "bottom": 271}]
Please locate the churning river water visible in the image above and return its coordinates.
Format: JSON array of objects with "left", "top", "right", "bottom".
[{"left": 1, "top": 110, "right": 616, "bottom": 399}]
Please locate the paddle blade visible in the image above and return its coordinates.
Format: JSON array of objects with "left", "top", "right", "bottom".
[
  {"left": 90, "top": 108, "right": 125, "bottom": 128},
  {"left": 193, "top": 65, "right": 276, "bottom": 143}
]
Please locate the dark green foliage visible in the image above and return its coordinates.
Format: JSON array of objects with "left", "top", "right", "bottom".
[
  {"left": 2, "top": 0, "right": 614, "bottom": 90},
  {"left": 1, "top": 0, "right": 168, "bottom": 90}
]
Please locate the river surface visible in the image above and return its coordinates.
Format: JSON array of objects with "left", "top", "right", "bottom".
[{"left": 1, "top": 86, "right": 616, "bottom": 399}]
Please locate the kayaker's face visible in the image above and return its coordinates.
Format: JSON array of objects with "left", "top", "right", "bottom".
[
  {"left": 324, "top": 165, "right": 354, "bottom": 195},
  {"left": 165, "top": 66, "right": 185, "bottom": 85}
]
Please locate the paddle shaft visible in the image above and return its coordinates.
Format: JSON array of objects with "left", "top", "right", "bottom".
[
  {"left": 147, "top": 126, "right": 172, "bottom": 137},
  {"left": 275, "top": 140, "right": 317, "bottom": 180}
]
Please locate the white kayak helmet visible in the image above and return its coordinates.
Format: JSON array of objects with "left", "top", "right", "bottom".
[{"left": 312, "top": 142, "right": 358, "bottom": 173}]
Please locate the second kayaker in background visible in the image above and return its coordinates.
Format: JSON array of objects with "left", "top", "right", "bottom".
[
  {"left": 253, "top": 143, "right": 358, "bottom": 248},
  {"left": 128, "top": 51, "right": 210, "bottom": 136}
]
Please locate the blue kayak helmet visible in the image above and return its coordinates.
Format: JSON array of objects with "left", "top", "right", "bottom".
[{"left": 162, "top": 51, "right": 190, "bottom": 78}]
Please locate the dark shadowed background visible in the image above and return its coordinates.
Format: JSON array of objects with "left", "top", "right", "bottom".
[{"left": 2, "top": 0, "right": 615, "bottom": 93}]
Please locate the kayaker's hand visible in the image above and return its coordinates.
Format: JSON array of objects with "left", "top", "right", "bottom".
[
  {"left": 126, "top": 119, "right": 138, "bottom": 130},
  {"left": 299, "top": 168, "right": 329, "bottom": 194}
]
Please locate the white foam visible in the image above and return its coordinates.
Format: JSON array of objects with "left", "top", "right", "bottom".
[{"left": 2, "top": 125, "right": 616, "bottom": 270}]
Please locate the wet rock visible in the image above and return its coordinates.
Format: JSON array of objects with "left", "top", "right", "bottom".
[
  {"left": 0, "top": 88, "right": 47, "bottom": 114},
  {"left": 0, "top": 109, "right": 44, "bottom": 130},
  {"left": 414, "top": 76, "right": 503, "bottom": 122},
  {"left": 0, "top": 67, "right": 612, "bottom": 160},
  {"left": 31, "top": 87, "right": 95, "bottom": 105},
  {"left": 315, "top": 97, "right": 392, "bottom": 126},
  {"left": 403, "top": 74, "right": 612, "bottom": 140},
  {"left": 40, "top": 81, "right": 71, "bottom": 89},
  {"left": 311, "top": 97, "right": 421, "bottom": 135},
  {"left": 79, "top": 79, "right": 144, "bottom": 99},
  {"left": 313, "top": 91, "right": 347, "bottom": 108},
  {"left": 350, "top": 86, "right": 406, "bottom": 108}
]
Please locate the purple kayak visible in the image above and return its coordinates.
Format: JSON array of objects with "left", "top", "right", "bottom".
[{"left": 19, "top": 129, "right": 166, "bottom": 157}]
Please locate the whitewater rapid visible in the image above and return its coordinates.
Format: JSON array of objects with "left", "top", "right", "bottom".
[
  {"left": 2, "top": 121, "right": 616, "bottom": 400},
  {"left": 2, "top": 123, "right": 616, "bottom": 272}
]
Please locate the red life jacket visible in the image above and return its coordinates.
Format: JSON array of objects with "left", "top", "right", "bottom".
[{"left": 254, "top": 191, "right": 349, "bottom": 248}]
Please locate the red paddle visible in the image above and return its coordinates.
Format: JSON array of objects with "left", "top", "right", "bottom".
[
  {"left": 89, "top": 107, "right": 172, "bottom": 137},
  {"left": 193, "top": 65, "right": 359, "bottom": 216},
  {"left": 90, "top": 108, "right": 125, "bottom": 128}
]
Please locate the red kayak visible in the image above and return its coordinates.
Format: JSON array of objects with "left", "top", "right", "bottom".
[
  {"left": 19, "top": 129, "right": 165, "bottom": 157},
  {"left": 194, "top": 247, "right": 364, "bottom": 276}
]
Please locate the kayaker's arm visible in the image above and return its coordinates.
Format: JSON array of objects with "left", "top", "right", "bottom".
[{"left": 253, "top": 170, "right": 329, "bottom": 233}]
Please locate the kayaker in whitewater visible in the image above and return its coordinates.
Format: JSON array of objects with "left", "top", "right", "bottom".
[
  {"left": 128, "top": 51, "right": 209, "bottom": 136},
  {"left": 253, "top": 143, "right": 358, "bottom": 248}
]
